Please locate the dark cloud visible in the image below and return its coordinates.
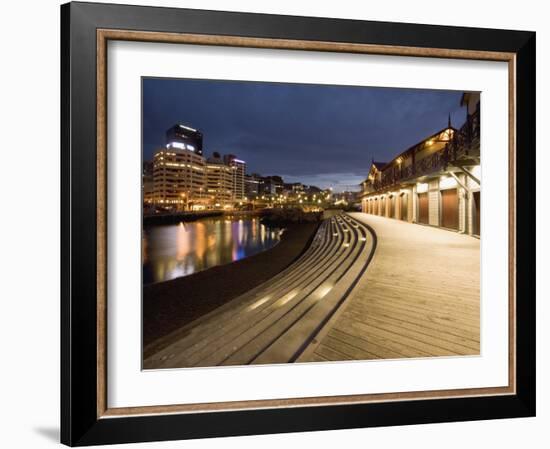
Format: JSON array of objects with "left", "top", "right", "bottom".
[{"left": 143, "top": 78, "right": 466, "bottom": 191}]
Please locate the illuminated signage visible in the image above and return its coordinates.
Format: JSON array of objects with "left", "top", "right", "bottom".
[
  {"left": 166, "top": 142, "right": 200, "bottom": 153},
  {"left": 166, "top": 142, "right": 186, "bottom": 150}
]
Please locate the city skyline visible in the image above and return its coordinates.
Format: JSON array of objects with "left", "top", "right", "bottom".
[
  {"left": 148, "top": 138, "right": 328, "bottom": 195},
  {"left": 143, "top": 78, "right": 466, "bottom": 192}
]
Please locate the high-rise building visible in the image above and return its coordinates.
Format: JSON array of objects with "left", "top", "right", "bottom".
[
  {"left": 151, "top": 124, "right": 248, "bottom": 209},
  {"left": 223, "top": 154, "right": 246, "bottom": 201},
  {"left": 152, "top": 133, "right": 206, "bottom": 209},
  {"left": 206, "top": 152, "right": 234, "bottom": 206},
  {"left": 165, "top": 124, "right": 203, "bottom": 156}
]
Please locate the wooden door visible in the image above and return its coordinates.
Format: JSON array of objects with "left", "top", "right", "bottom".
[
  {"left": 473, "top": 191, "right": 480, "bottom": 235},
  {"left": 441, "top": 189, "right": 459, "bottom": 230},
  {"left": 418, "top": 192, "right": 429, "bottom": 224}
]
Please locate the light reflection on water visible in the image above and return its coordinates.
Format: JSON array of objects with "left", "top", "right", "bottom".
[{"left": 143, "top": 217, "right": 281, "bottom": 284}]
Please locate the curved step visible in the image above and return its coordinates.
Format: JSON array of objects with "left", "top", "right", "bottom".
[{"left": 156, "top": 217, "right": 346, "bottom": 367}]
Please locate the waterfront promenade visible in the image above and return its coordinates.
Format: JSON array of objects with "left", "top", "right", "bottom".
[
  {"left": 299, "top": 213, "right": 480, "bottom": 362},
  {"left": 144, "top": 212, "right": 480, "bottom": 368}
]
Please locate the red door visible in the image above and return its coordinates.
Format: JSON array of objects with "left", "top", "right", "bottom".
[
  {"left": 473, "top": 191, "right": 480, "bottom": 235},
  {"left": 441, "top": 189, "right": 459, "bottom": 230},
  {"left": 418, "top": 193, "right": 429, "bottom": 224}
]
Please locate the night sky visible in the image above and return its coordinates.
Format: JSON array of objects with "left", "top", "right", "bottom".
[{"left": 143, "top": 78, "right": 466, "bottom": 192}]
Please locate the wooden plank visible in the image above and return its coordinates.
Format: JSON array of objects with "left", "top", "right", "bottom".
[
  {"left": 315, "top": 344, "right": 354, "bottom": 361},
  {"left": 355, "top": 281, "right": 480, "bottom": 313},
  {"left": 322, "top": 335, "right": 380, "bottom": 360},
  {"left": 342, "top": 310, "right": 479, "bottom": 354},
  {"left": 345, "top": 300, "right": 480, "bottom": 339},
  {"left": 307, "top": 352, "right": 330, "bottom": 363},
  {"left": 344, "top": 318, "right": 462, "bottom": 357},
  {"left": 348, "top": 293, "right": 480, "bottom": 325},
  {"left": 329, "top": 328, "right": 404, "bottom": 359},
  {"left": 332, "top": 323, "right": 431, "bottom": 358}
]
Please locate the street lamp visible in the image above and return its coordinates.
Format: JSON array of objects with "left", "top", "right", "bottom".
[
  {"left": 396, "top": 157, "right": 403, "bottom": 178},
  {"left": 180, "top": 192, "right": 187, "bottom": 211}
]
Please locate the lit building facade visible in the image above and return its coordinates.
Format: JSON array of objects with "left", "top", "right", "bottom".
[
  {"left": 150, "top": 124, "right": 251, "bottom": 210},
  {"left": 224, "top": 154, "right": 246, "bottom": 201},
  {"left": 152, "top": 146, "right": 207, "bottom": 209},
  {"left": 206, "top": 152, "right": 234, "bottom": 206},
  {"left": 360, "top": 93, "right": 481, "bottom": 236}
]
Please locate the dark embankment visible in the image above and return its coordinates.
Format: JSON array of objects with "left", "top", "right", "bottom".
[
  {"left": 143, "top": 220, "right": 319, "bottom": 356},
  {"left": 143, "top": 210, "right": 222, "bottom": 226},
  {"left": 260, "top": 208, "right": 322, "bottom": 227}
]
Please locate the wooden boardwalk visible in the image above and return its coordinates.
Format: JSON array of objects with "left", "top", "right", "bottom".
[
  {"left": 298, "top": 213, "right": 480, "bottom": 362},
  {"left": 144, "top": 213, "right": 376, "bottom": 369}
]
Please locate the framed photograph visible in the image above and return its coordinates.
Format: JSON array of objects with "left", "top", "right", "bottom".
[{"left": 61, "top": 1, "right": 536, "bottom": 446}]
